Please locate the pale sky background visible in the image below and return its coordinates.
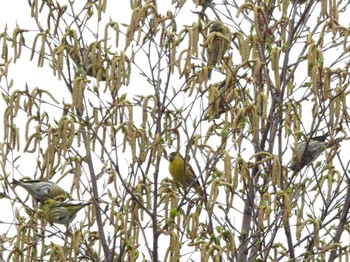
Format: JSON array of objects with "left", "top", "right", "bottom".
[
  {"left": 1, "top": 0, "right": 350, "bottom": 261},
  {"left": 0, "top": 1, "right": 218, "bottom": 260}
]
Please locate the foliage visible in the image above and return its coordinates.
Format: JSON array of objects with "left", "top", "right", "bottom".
[{"left": 1, "top": 0, "right": 350, "bottom": 261}]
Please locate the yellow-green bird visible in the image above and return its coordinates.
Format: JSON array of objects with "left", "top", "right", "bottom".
[
  {"left": 42, "top": 198, "right": 90, "bottom": 225},
  {"left": 168, "top": 152, "right": 204, "bottom": 196},
  {"left": 12, "top": 179, "right": 71, "bottom": 202},
  {"left": 207, "top": 21, "right": 230, "bottom": 79}
]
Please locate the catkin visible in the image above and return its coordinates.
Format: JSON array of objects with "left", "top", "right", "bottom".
[
  {"left": 224, "top": 151, "right": 232, "bottom": 184},
  {"left": 282, "top": 192, "right": 291, "bottom": 223}
]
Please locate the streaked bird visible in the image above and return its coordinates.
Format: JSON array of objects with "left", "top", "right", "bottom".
[
  {"left": 204, "top": 77, "right": 236, "bottom": 120},
  {"left": 168, "top": 152, "right": 204, "bottom": 196},
  {"left": 193, "top": 0, "right": 212, "bottom": 11},
  {"left": 206, "top": 21, "right": 230, "bottom": 79},
  {"left": 290, "top": 132, "right": 329, "bottom": 172},
  {"left": 12, "top": 179, "right": 70, "bottom": 202},
  {"left": 42, "top": 198, "right": 90, "bottom": 225},
  {"left": 67, "top": 44, "right": 107, "bottom": 80}
]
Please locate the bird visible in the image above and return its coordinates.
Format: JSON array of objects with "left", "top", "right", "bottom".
[
  {"left": 12, "top": 179, "right": 71, "bottom": 202},
  {"left": 193, "top": 0, "right": 212, "bottom": 12},
  {"left": 67, "top": 44, "right": 107, "bottom": 80},
  {"left": 42, "top": 198, "right": 90, "bottom": 225},
  {"left": 290, "top": 132, "right": 329, "bottom": 172},
  {"left": 168, "top": 152, "right": 204, "bottom": 196},
  {"left": 206, "top": 21, "right": 230, "bottom": 79},
  {"left": 204, "top": 77, "right": 236, "bottom": 120},
  {"left": 193, "top": 0, "right": 212, "bottom": 8}
]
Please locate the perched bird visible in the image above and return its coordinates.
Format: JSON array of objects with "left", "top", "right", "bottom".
[
  {"left": 204, "top": 77, "right": 236, "bottom": 120},
  {"left": 12, "top": 179, "right": 70, "bottom": 202},
  {"left": 67, "top": 44, "right": 107, "bottom": 80},
  {"left": 193, "top": 0, "right": 212, "bottom": 12},
  {"left": 290, "top": 132, "right": 329, "bottom": 172},
  {"left": 206, "top": 21, "right": 230, "bottom": 79},
  {"left": 168, "top": 152, "right": 204, "bottom": 196},
  {"left": 193, "top": 0, "right": 212, "bottom": 8},
  {"left": 42, "top": 199, "right": 90, "bottom": 225}
]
